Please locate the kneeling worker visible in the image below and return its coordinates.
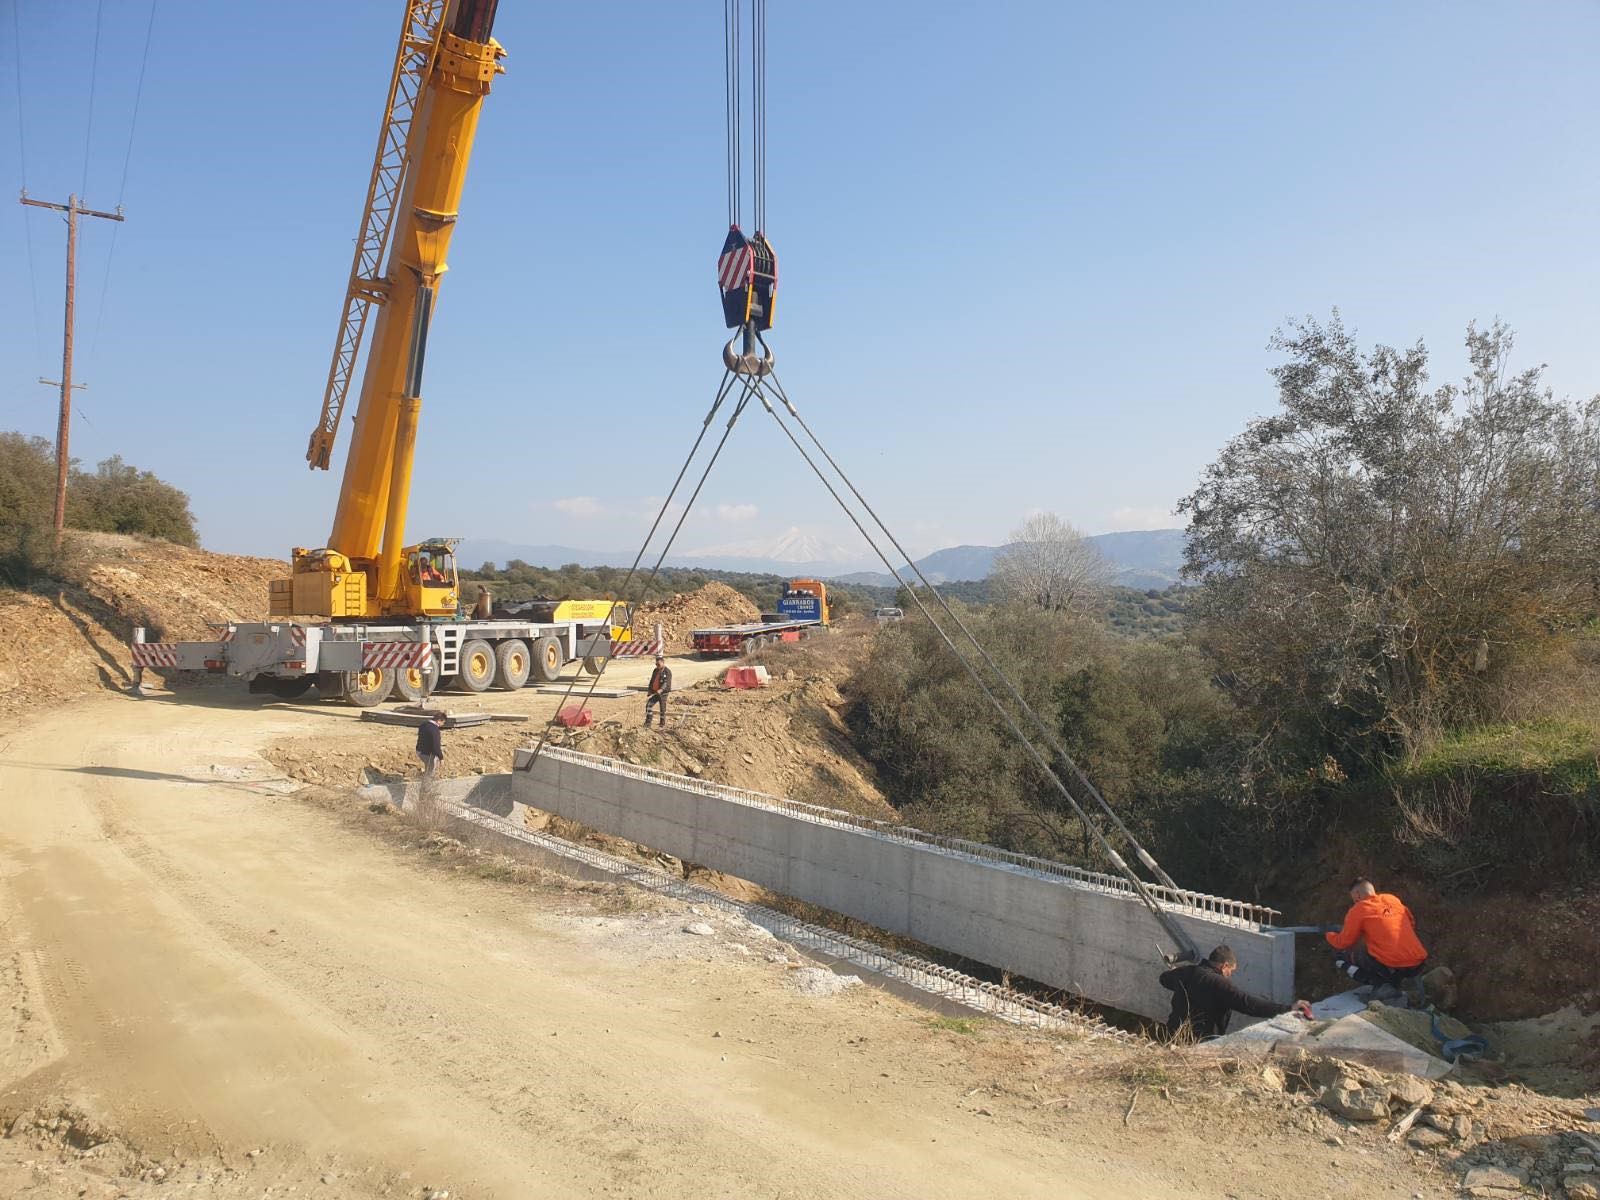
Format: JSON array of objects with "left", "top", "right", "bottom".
[
  {"left": 1160, "top": 945, "right": 1311, "bottom": 1041},
  {"left": 1326, "top": 876, "right": 1427, "bottom": 994}
]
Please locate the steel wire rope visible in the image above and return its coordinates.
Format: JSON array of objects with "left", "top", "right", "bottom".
[
  {"left": 761, "top": 371, "right": 1185, "bottom": 894},
  {"left": 86, "top": 0, "right": 158, "bottom": 368},
  {"left": 11, "top": 0, "right": 46, "bottom": 374},
  {"left": 755, "top": 0, "right": 767, "bottom": 233},
  {"left": 725, "top": 0, "right": 740, "bottom": 228},
  {"left": 524, "top": 370, "right": 762, "bottom": 764},
  {"left": 751, "top": 375, "right": 1199, "bottom": 959}
]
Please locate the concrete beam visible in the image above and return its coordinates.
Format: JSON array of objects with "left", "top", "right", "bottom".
[{"left": 511, "top": 747, "right": 1293, "bottom": 1022}]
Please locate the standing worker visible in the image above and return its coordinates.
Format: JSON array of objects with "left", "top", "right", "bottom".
[
  {"left": 1326, "top": 877, "right": 1428, "bottom": 996},
  {"left": 1159, "top": 945, "right": 1311, "bottom": 1041},
  {"left": 416, "top": 712, "right": 446, "bottom": 776},
  {"left": 644, "top": 655, "right": 672, "bottom": 728}
]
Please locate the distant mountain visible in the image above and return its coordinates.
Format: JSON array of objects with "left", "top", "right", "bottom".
[
  {"left": 683, "top": 526, "right": 864, "bottom": 566},
  {"left": 458, "top": 528, "right": 1189, "bottom": 591},
  {"left": 830, "top": 529, "right": 1188, "bottom": 591}
]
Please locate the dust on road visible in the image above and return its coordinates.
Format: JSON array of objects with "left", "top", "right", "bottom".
[{"left": 0, "top": 680, "right": 1450, "bottom": 1199}]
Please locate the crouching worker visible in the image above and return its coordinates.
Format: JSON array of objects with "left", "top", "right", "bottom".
[
  {"left": 1326, "top": 877, "right": 1427, "bottom": 995},
  {"left": 1160, "top": 945, "right": 1312, "bottom": 1041}
]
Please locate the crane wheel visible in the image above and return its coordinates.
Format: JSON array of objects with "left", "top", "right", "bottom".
[
  {"left": 494, "top": 640, "right": 532, "bottom": 690},
  {"left": 581, "top": 654, "right": 607, "bottom": 676},
  {"left": 454, "top": 639, "right": 496, "bottom": 692},
  {"left": 532, "top": 635, "right": 563, "bottom": 683},
  {"left": 395, "top": 655, "right": 440, "bottom": 702},
  {"left": 345, "top": 667, "right": 395, "bottom": 708}
]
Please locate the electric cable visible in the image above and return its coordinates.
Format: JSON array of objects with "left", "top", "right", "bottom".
[
  {"left": 11, "top": 0, "right": 46, "bottom": 374},
  {"left": 80, "top": 0, "right": 105, "bottom": 198},
  {"left": 87, "top": 0, "right": 159, "bottom": 367}
]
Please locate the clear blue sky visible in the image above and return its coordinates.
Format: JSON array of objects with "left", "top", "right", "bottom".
[{"left": 4, "top": 1, "right": 1598, "bottom": 561}]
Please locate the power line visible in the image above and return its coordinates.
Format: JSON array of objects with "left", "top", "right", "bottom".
[
  {"left": 80, "top": 0, "right": 105, "bottom": 198},
  {"left": 87, "top": 0, "right": 158, "bottom": 366},
  {"left": 11, "top": 0, "right": 46, "bottom": 374}
]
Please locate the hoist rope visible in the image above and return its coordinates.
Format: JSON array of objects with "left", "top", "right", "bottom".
[
  {"left": 747, "top": 373, "right": 1198, "bottom": 959},
  {"left": 761, "top": 372, "right": 1183, "bottom": 893},
  {"left": 524, "top": 370, "right": 763, "bottom": 765},
  {"left": 724, "top": 0, "right": 740, "bottom": 228},
  {"left": 752, "top": 0, "right": 766, "bottom": 232}
]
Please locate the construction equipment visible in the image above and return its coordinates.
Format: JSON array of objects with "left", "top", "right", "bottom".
[
  {"left": 129, "top": 1, "right": 658, "bottom": 706},
  {"left": 691, "top": 578, "right": 829, "bottom": 656}
]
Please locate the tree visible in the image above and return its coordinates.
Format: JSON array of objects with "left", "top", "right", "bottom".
[
  {"left": 991, "top": 512, "right": 1111, "bottom": 615},
  {"left": 69, "top": 455, "right": 199, "bottom": 546},
  {"left": 1179, "top": 315, "right": 1600, "bottom": 767},
  {"left": 0, "top": 433, "right": 60, "bottom": 584}
]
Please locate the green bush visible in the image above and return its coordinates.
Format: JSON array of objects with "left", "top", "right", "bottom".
[{"left": 0, "top": 434, "right": 200, "bottom": 587}]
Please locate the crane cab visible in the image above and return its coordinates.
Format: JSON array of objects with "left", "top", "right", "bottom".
[
  {"left": 273, "top": 539, "right": 460, "bottom": 620},
  {"left": 401, "top": 539, "right": 461, "bottom": 618}
]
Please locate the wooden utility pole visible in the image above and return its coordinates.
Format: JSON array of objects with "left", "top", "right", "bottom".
[{"left": 18, "top": 190, "right": 124, "bottom": 540}]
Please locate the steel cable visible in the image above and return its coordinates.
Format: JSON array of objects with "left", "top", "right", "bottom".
[
  {"left": 751, "top": 374, "right": 1198, "bottom": 959},
  {"left": 762, "top": 372, "right": 1183, "bottom": 892},
  {"left": 524, "top": 370, "right": 761, "bottom": 764}
]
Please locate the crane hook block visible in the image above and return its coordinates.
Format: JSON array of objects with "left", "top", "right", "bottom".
[{"left": 716, "top": 225, "right": 777, "bottom": 332}]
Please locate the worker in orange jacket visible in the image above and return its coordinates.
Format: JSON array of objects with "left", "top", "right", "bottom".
[{"left": 1326, "top": 877, "right": 1428, "bottom": 995}]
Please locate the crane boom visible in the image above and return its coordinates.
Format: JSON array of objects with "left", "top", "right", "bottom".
[
  {"left": 306, "top": 0, "right": 450, "bottom": 473},
  {"left": 277, "top": 0, "right": 505, "bottom": 621}
]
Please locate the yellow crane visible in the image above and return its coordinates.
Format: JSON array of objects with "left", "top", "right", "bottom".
[
  {"left": 128, "top": 1, "right": 653, "bottom": 706},
  {"left": 274, "top": 0, "right": 503, "bottom": 622}
]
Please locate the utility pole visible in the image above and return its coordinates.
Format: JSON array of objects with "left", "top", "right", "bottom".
[{"left": 18, "top": 190, "right": 124, "bottom": 540}]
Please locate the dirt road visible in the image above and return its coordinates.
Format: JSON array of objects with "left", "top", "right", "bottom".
[{"left": 0, "top": 676, "right": 1446, "bottom": 1199}]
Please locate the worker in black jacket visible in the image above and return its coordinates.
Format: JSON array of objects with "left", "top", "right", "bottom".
[
  {"left": 1160, "top": 945, "right": 1311, "bottom": 1041},
  {"left": 644, "top": 655, "right": 671, "bottom": 728},
  {"left": 415, "top": 713, "right": 445, "bottom": 777}
]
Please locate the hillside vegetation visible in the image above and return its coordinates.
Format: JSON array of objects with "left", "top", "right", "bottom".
[
  {"left": 844, "top": 318, "right": 1600, "bottom": 1017},
  {"left": 1, "top": 433, "right": 198, "bottom": 586}
]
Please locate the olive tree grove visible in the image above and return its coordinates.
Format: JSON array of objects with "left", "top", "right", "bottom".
[{"left": 1180, "top": 315, "right": 1600, "bottom": 767}]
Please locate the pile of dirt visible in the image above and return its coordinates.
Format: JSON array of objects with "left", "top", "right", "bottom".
[
  {"left": 633, "top": 582, "right": 760, "bottom": 653},
  {"left": 0, "top": 532, "right": 287, "bottom": 717},
  {"left": 555, "top": 675, "right": 892, "bottom": 820}
]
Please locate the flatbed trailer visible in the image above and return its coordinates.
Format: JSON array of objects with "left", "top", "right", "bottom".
[
  {"left": 131, "top": 618, "right": 664, "bottom": 707},
  {"left": 690, "top": 618, "right": 822, "bottom": 657}
]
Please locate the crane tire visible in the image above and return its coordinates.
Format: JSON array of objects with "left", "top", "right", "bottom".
[
  {"left": 345, "top": 667, "right": 395, "bottom": 708},
  {"left": 269, "top": 677, "right": 315, "bottom": 699},
  {"left": 395, "top": 655, "right": 440, "bottom": 702},
  {"left": 582, "top": 654, "right": 607, "bottom": 676},
  {"left": 532, "top": 635, "right": 563, "bottom": 683},
  {"left": 494, "top": 640, "right": 532, "bottom": 690},
  {"left": 454, "top": 639, "right": 496, "bottom": 692}
]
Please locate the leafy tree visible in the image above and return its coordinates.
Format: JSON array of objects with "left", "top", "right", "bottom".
[
  {"left": 0, "top": 433, "right": 61, "bottom": 584},
  {"left": 991, "top": 512, "right": 1110, "bottom": 615},
  {"left": 69, "top": 455, "right": 199, "bottom": 546},
  {"left": 1180, "top": 315, "right": 1600, "bottom": 768}
]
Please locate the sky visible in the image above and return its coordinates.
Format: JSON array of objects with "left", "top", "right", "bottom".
[{"left": 3, "top": 1, "right": 1598, "bottom": 562}]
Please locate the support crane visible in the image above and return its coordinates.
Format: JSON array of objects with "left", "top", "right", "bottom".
[{"left": 131, "top": 0, "right": 652, "bottom": 705}]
